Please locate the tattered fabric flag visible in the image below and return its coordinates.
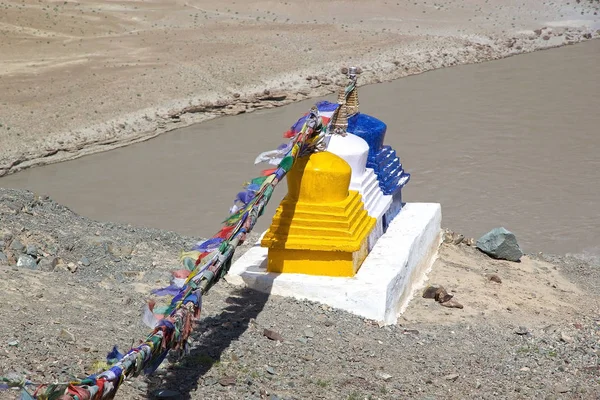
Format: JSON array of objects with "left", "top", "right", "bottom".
[
  {"left": 22, "top": 104, "right": 330, "bottom": 400},
  {"left": 283, "top": 101, "right": 339, "bottom": 138}
]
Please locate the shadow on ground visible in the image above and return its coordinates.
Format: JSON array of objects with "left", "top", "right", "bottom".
[{"left": 146, "top": 287, "right": 270, "bottom": 399}]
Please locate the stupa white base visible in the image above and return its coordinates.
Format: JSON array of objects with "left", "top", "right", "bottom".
[{"left": 227, "top": 203, "right": 442, "bottom": 325}]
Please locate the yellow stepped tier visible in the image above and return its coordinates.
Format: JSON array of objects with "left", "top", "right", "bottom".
[{"left": 261, "top": 151, "right": 376, "bottom": 277}]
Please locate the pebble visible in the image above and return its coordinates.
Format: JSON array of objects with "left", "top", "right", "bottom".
[
  {"left": 80, "top": 256, "right": 91, "bottom": 267},
  {"left": 444, "top": 373, "right": 459, "bottom": 381},
  {"left": 266, "top": 366, "right": 276, "bottom": 375},
  {"left": 67, "top": 262, "right": 78, "bottom": 273},
  {"left": 0, "top": 240, "right": 5, "bottom": 249},
  {"left": 375, "top": 371, "right": 393, "bottom": 381},
  {"left": 8, "top": 340, "right": 19, "bottom": 347},
  {"left": 58, "top": 328, "right": 75, "bottom": 343},
  {"left": 10, "top": 239, "right": 25, "bottom": 252},
  {"left": 560, "top": 332, "right": 574, "bottom": 343},
  {"left": 0, "top": 252, "right": 7, "bottom": 264},
  {"left": 17, "top": 254, "right": 38, "bottom": 269},
  {"left": 303, "top": 329, "right": 315, "bottom": 338},
  {"left": 26, "top": 244, "right": 38, "bottom": 256},
  {"left": 515, "top": 326, "right": 529, "bottom": 335}
]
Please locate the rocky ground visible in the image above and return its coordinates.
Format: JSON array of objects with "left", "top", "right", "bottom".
[
  {"left": 1, "top": 0, "right": 600, "bottom": 177},
  {"left": 1, "top": 188, "right": 599, "bottom": 399}
]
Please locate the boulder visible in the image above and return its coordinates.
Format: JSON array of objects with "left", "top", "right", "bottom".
[{"left": 476, "top": 227, "right": 523, "bottom": 262}]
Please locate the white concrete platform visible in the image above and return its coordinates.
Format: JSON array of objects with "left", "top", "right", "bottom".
[{"left": 227, "top": 203, "right": 442, "bottom": 325}]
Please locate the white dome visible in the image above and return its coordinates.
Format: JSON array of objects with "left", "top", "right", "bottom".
[{"left": 327, "top": 133, "right": 368, "bottom": 180}]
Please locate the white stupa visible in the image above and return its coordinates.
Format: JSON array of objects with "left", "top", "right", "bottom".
[{"left": 327, "top": 132, "right": 392, "bottom": 251}]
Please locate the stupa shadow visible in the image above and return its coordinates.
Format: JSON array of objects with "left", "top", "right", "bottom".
[{"left": 147, "top": 286, "right": 271, "bottom": 399}]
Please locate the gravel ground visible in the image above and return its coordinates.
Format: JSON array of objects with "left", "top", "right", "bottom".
[{"left": 1, "top": 188, "right": 599, "bottom": 399}]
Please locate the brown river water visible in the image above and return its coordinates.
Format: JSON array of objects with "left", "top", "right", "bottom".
[{"left": 1, "top": 40, "right": 599, "bottom": 257}]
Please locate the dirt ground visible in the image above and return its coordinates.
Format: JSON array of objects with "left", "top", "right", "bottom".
[
  {"left": 1, "top": 188, "right": 599, "bottom": 399},
  {"left": 1, "top": 0, "right": 599, "bottom": 176}
]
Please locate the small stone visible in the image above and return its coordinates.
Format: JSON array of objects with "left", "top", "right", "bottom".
[
  {"left": 58, "top": 328, "right": 75, "bottom": 343},
  {"left": 375, "top": 371, "right": 393, "bottom": 381},
  {"left": 10, "top": 239, "right": 25, "bottom": 252},
  {"left": 0, "top": 252, "right": 7, "bottom": 264},
  {"left": 7, "top": 340, "right": 18, "bottom": 347},
  {"left": 515, "top": 326, "right": 529, "bottom": 335},
  {"left": 17, "top": 254, "right": 38, "bottom": 269},
  {"left": 266, "top": 366, "right": 276, "bottom": 375},
  {"left": 153, "top": 389, "right": 182, "bottom": 399},
  {"left": 263, "top": 329, "right": 284, "bottom": 342},
  {"left": 233, "top": 93, "right": 240, "bottom": 98},
  {"left": 303, "top": 330, "right": 314, "bottom": 338},
  {"left": 444, "top": 373, "right": 459, "bottom": 381},
  {"left": 489, "top": 274, "right": 502, "bottom": 284},
  {"left": 560, "top": 332, "right": 574, "bottom": 343},
  {"left": 543, "top": 35, "right": 550, "bottom": 40},
  {"left": 80, "top": 256, "right": 91, "bottom": 267},
  {"left": 556, "top": 385, "right": 570, "bottom": 394},
  {"left": 475, "top": 381, "right": 482, "bottom": 389},
  {"left": 297, "top": 337, "right": 308, "bottom": 344},
  {"left": 25, "top": 244, "right": 38, "bottom": 256},
  {"left": 520, "top": 367, "right": 531, "bottom": 372},
  {"left": 67, "top": 262, "right": 78, "bottom": 273},
  {"left": 218, "top": 376, "right": 236, "bottom": 386},
  {"left": 476, "top": 227, "right": 523, "bottom": 262},
  {"left": 0, "top": 240, "right": 5, "bottom": 249},
  {"left": 440, "top": 299, "right": 464, "bottom": 309},
  {"left": 452, "top": 233, "right": 465, "bottom": 245},
  {"left": 38, "top": 257, "right": 58, "bottom": 272}
]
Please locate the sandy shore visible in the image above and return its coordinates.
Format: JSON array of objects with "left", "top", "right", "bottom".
[{"left": 1, "top": 0, "right": 599, "bottom": 177}]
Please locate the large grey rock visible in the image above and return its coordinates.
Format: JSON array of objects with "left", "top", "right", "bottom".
[
  {"left": 476, "top": 227, "right": 523, "bottom": 262},
  {"left": 10, "top": 239, "right": 25, "bottom": 252},
  {"left": 17, "top": 254, "right": 38, "bottom": 269}
]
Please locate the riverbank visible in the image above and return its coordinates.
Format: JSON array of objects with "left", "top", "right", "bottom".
[
  {"left": 1, "top": 0, "right": 599, "bottom": 177},
  {"left": 1, "top": 188, "right": 599, "bottom": 399}
]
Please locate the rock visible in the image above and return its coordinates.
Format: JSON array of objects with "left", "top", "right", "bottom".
[
  {"left": 58, "top": 328, "right": 75, "bottom": 343},
  {"left": 263, "top": 329, "right": 284, "bottom": 342},
  {"left": 488, "top": 274, "right": 502, "bottom": 284},
  {"left": 266, "top": 366, "right": 276, "bottom": 375},
  {"left": 17, "top": 254, "right": 38, "bottom": 269},
  {"left": 7, "top": 340, "right": 19, "bottom": 347},
  {"left": 476, "top": 227, "right": 523, "bottom": 262},
  {"left": 555, "top": 385, "right": 570, "bottom": 394},
  {"left": 444, "top": 373, "right": 459, "bottom": 381},
  {"left": 515, "top": 326, "right": 529, "bottom": 335},
  {"left": 38, "top": 257, "right": 58, "bottom": 272},
  {"left": 67, "top": 262, "right": 78, "bottom": 273},
  {"left": 543, "top": 35, "right": 550, "bottom": 40},
  {"left": 303, "top": 329, "right": 314, "bottom": 338},
  {"left": 452, "top": 233, "right": 465, "bottom": 245},
  {"left": 153, "top": 389, "right": 182, "bottom": 399},
  {"left": 3, "top": 232, "right": 13, "bottom": 242},
  {"left": 560, "top": 332, "right": 574, "bottom": 343},
  {"left": 0, "top": 240, "right": 5, "bottom": 249},
  {"left": 80, "top": 256, "right": 91, "bottom": 267},
  {"left": 520, "top": 367, "right": 530, "bottom": 371},
  {"left": 10, "top": 239, "right": 25, "bottom": 252},
  {"left": 25, "top": 244, "right": 38, "bottom": 256},
  {"left": 440, "top": 299, "right": 464, "bottom": 309},
  {"left": 0, "top": 252, "right": 7, "bottom": 265},
  {"left": 422, "top": 285, "right": 453, "bottom": 303},
  {"left": 219, "top": 376, "right": 236, "bottom": 386},
  {"left": 375, "top": 371, "right": 393, "bottom": 382}
]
